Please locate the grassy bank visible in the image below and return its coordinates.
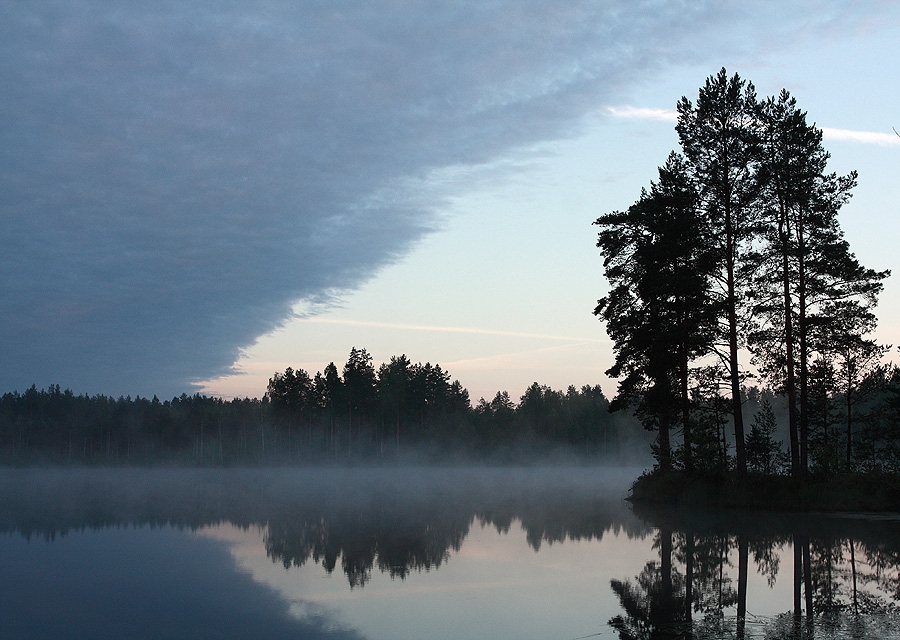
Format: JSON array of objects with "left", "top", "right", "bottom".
[{"left": 629, "top": 467, "right": 900, "bottom": 512}]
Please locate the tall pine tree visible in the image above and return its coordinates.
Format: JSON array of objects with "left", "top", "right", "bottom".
[
  {"left": 751, "top": 90, "right": 888, "bottom": 475},
  {"left": 676, "top": 69, "right": 762, "bottom": 474},
  {"left": 595, "top": 153, "right": 715, "bottom": 471}
]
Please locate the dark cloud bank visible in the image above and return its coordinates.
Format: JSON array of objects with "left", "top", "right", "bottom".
[{"left": 0, "top": 1, "right": 888, "bottom": 396}]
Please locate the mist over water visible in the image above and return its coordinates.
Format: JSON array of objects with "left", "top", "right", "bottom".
[
  {"left": 1, "top": 466, "right": 898, "bottom": 639},
  {"left": 0, "top": 465, "right": 646, "bottom": 548}
]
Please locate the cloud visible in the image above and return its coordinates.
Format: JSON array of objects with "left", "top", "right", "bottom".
[
  {"left": 1, "top": 1, "right": 894, "bottom": 395},
  {"left": 298, "top": 318, "right": 608, "bottom": 344},
  {"left": 820, "top": 127, "right": 900, "bottom": 146},
  {"left": 605, "top": 106, "right": 678, "bottom": 122},
  {"left": 606, "top": 110, "right": 900, "bottom": 148}
]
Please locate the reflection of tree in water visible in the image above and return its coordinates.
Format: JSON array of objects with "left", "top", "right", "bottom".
[
  {"left": 614, "top": 506, "right": 900, "bottom": 639},
  {"left": 261, "top": 472, "right": 646, "bottom": 587},
  {"left": 263, "top": 501, "right": 470, "bottom": 588},
  {"left": 609, "top": 529, "right": 742, "bottom": 639},
  {"left": 609, "top": 528, "right": 689, "bottom": 639},
  {"left": 863, "top": 536, "right": 900, "bottom": 603}
]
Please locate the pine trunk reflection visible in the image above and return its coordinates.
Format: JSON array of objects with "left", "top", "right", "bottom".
[{"left": 623, "top": 503, "right": 900, "bottom": 639}]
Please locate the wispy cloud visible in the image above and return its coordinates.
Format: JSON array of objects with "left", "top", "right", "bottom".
[
  {"left": 605, "top": 106, "right": 678, "bottom": 122},
  {"left": 298, "top": 318, "right": 608, "bottom": 344},
  {"left": 820, "top": 127, "right": 900, "bottom": 146},
  {"left": 607, "top": 107, "right": 900, "bottom": 147}
]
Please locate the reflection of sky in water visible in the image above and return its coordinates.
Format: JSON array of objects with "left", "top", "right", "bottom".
[
  {"left": 194, "top": 521, "right": 820, "bottom": 640},
  {"left": 0, "top": 526, "right": 362, "bottom": 640},
  {"left": 198, "top": 520, "right": 654, "bottom": 640}
]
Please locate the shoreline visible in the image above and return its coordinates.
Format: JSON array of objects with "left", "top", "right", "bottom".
[{"left": 629, "top": 468, "right": 900, "bottom": 513}]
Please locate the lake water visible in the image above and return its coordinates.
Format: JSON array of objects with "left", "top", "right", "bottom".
[{"left": 1, "top": 467, "right": 898, "bottom": 639}]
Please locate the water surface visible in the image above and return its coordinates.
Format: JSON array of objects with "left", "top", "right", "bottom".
[{"left": 1, "top": 467, "right": 897, "bottom": 639}]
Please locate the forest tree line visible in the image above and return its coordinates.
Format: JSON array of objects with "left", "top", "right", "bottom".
[
  {"left": 0, "top": 347, "right": 643, "bottom": 464},
  {"left": 4, "top": 347, "right": 900, "bottom": 467},
  {"left": 595, "top": 69, "right": 893, "bottom": 478}
]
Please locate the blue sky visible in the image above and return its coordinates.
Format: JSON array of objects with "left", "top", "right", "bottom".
[{"left": 2, "top": 2, "right": 898, "bottom": 401}]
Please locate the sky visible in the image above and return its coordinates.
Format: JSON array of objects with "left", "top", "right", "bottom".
[{"left": 2, "top": 1, "right": 899, "bottom": 402}]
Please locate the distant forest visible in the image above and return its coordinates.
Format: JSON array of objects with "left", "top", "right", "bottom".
[
  {"left": 0, "top": 347, "right": 648, "bottom": 464},
  {"left": 4, "top": 344, "right": 900, "bottom": 469}
]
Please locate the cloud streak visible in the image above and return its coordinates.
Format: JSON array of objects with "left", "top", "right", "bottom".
[
  {"left": 298, "top": 318, "right": 608, "bottom": 344},
  {"left": 605, "top": 106, "right": 678, "bottom": 122},
  {"left": 606, "top": 107, "right": 900, "bottom": 147},
  {"left": 1, "top": 1, "right": 893, "bottom": 395},
  {"left": 820, "top": 127, "right": 900, "bottom": 146}
]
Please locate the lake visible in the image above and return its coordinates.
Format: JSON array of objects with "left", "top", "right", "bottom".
[{"left": 1, "top": 467, "right": 898, "bottom": 639}]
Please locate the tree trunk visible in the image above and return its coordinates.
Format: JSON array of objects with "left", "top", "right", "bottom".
[
  {"left": 781, "top": 214, "right": 801, "bottom": 476},
  {"left": 726, "top": 212, "right": 747, "bottom": 474},
  {"left": 680, "top": 342, "right": 693, "bottom": 474},
  {"left": 797, "top": 223, "right": 809, "bottom": 476},
  {"left": 657, "top": 416, "right": 672, "bottom": 470},
  {"left": 846, "top": 376, "right": 854, "bottom": 470}
]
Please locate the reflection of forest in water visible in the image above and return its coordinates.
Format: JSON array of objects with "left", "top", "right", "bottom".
[
  {"left": 0, "top": 467, "right": 644, "bottom": 588},
  {"left": 2, "top": 468, "right": 899, "bottom": 637},
  {"left": 616, "top": 504, "right": 900, "bottom": 639}
]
